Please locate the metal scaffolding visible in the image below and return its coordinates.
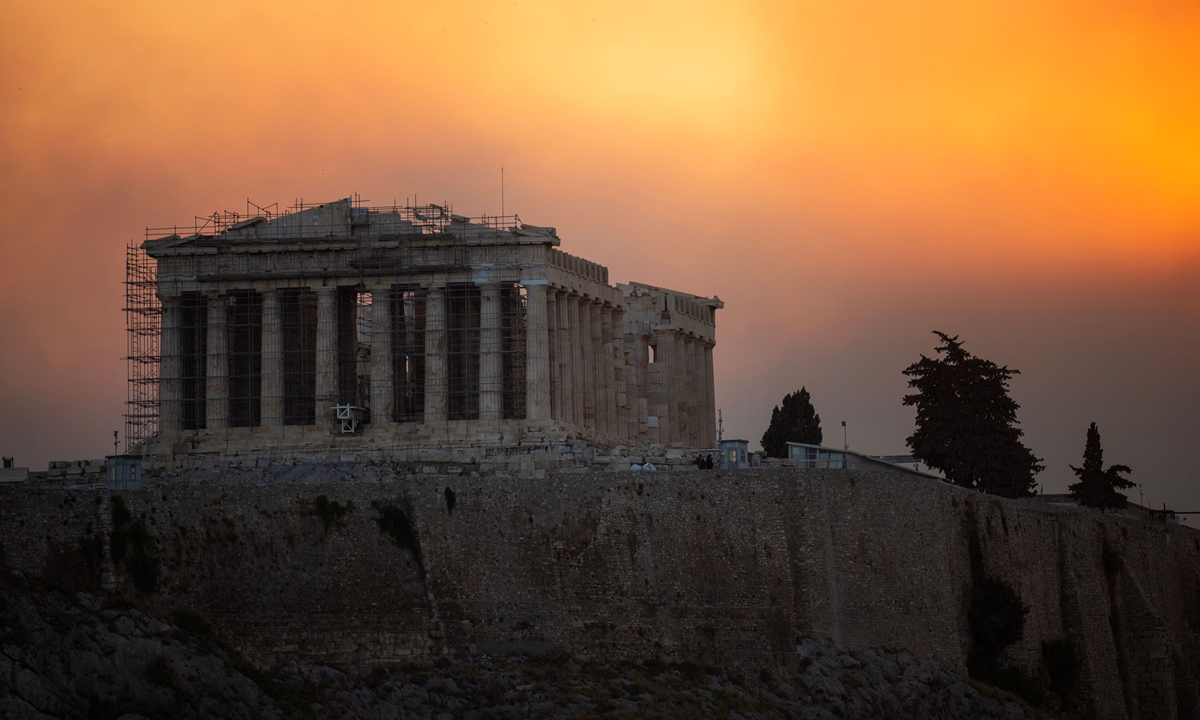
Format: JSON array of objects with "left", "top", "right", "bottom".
[
  {"left": 124, "top": 241, "right": 160, "bottom": 452},
  {"left": 129, "top": 200, "right": 533, "bottom": 453}
]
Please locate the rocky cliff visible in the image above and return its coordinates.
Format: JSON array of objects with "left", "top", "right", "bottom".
[{"left": 1, "top": 467, "right": 1196, "bottom": 719}]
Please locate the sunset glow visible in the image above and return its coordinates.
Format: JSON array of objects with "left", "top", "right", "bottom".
[{"left": 2, "top": 1, "right": 1198, "bottom": 504}]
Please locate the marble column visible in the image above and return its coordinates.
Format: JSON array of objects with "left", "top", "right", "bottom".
[
  {"left": 158, "top": 296, "right": 181, "bottom": 439},
  {"left": 681, "top": 331, "right": 691, "bottom": 444},
  {"left": 557, "top": 290, "right": 574, "bottom": 424},
  {"left": 545, "top": 287, "right": 558, "bottom": 421},
  {"left": 315, "top": 287, "right": 338, "bottom": 427},
  {"left": 654, "top": 329, "right": 673, "bottom": 443},
  {"left": 370, "top": 287, "right": 393, "bottom": 424},
  {"left": 700, "top": 340, "right": 710, "bottom": 446},
  {"left": 552, "top": 290, "right": 567, "bottom": 423},
  {"left": 423, "top": 287, "right": 447, "bottom": 422},
  {"left": 260, "top": 289, "right": 283, "bottom": 427},
  {"left": 581, "top": 299, "right": 597, "bottom": 430},
  {"left": 524, "top": 281, "right": 551, "bottom": 421},
  {"left": 601, "top": 305, "right": 615, "bottom": 437},
  {"left": 568, "top": 293, "right": 583, "bottom": 426},
  {"left": 684, "top": 335, "right": 698, "bottom": 447},
  {"left": 205, "top": 293, "right": 227, "bottom": 431},
  {"left": 631, "top": 329, "right": 649, "bottom": 441},
  {"left": 479, "top": 283, "right": 503, "bottom": 420},
  {"left": 611, "top": 308, "right": 627, "bottom": 439},
  {"left": 696, "top": 336, "right": 700, "bottom": 444}
]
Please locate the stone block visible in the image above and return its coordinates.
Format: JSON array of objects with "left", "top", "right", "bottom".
[{"left": 0, "top": 468, "right": 28, "bottom": 484}]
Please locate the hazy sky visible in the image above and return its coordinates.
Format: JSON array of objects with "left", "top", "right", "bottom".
[{"left": 1, "top": 1, "right": 1197, "bottom": 509}]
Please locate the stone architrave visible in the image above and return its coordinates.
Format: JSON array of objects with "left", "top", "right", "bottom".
[
  {"left": 370, "top": 287, "right": 393, "bottom": 425},
  {"left": 523, "top": 280, "right": 551, "bottom": 421},
  {"left": 260, "top": 289, "right": 283, "bottom": 427},
  {"left": 479, "top": 284, "right": 503, "bottom": 421},
  {"left": 315, "top": 287, "right": 338, "bottom": 427},
  {"left": 423, "top": 287, "right": 448, "bottom": 422},
  {"left": 205, "top": 293, "right": 227, "bottom": 431}
]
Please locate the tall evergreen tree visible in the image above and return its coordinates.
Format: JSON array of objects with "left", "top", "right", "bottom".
[
  {"left": 761, "top": 387, "right": 823, "bottom": 458},
  {"left": 903, "top": 332, "right": 1043, "bottom": 498},
  {"left": 1068, "top": 423, "right": 1134, "bottom": 510}
]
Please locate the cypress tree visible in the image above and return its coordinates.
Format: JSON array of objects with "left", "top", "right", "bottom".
[
  {"left": 1068, "top": 423, "right": 1134, "bottom": 510},
  {"left": 761, "top": 387, "right": 823, "bottom": 458},
  {"left": 903, "top": 332, "right": 1043, "bottom": 497}
]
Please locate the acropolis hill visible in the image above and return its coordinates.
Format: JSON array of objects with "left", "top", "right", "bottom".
[{"left": 2, "top": 468, "right": 1198, "bottom": 719}]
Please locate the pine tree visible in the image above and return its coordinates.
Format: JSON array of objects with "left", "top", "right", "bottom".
[
  {"left": 1068, "top": 423, "right": 1134, "bottom": 510},
  {"left": 761, "top": 387, "right": 823, "bottom": 458},
  {"left": 903, "top": 332, "right": 1043, "bottom": 497}
]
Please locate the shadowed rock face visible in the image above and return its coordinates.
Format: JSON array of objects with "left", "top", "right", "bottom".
[
  {"left": 0, "top": 576, "right": 1039, "bottom": 720},
  {"left": 0, "top": 579, "right": 283, "bottom": 720}
]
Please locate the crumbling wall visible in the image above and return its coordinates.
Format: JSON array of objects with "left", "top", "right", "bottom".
[{"left": 1, "top": 469, "right": 1197, "bottom": 720}]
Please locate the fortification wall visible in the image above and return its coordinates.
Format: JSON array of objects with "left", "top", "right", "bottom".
[{"left": 1, "top": 469, "right": 1197, "bottom": 719}]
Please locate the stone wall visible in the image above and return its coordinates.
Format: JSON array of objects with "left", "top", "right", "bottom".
[{"left": 1, "top": 468, "right": 1197, "bottom": 719}]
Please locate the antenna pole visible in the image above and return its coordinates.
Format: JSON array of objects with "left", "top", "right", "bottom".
[{"left": 501, "top": 165, "right": 505, "bottom": 217}]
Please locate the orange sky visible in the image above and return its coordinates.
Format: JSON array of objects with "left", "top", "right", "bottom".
[{"left": 2, "top": 1, "right": 1198, "bottom": 507}]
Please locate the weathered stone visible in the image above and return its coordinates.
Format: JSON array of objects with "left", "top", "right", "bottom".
[{"left": 139, "top": 199, "right": 724, "bottom": 471}]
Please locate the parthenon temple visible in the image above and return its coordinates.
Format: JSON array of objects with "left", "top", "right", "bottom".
[{"left": 128, "top": 198, "right": 722, "bottom": 471}]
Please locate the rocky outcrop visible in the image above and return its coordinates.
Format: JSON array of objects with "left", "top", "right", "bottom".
[
  {"left": 0, "top": 575, "right": 1040, "bottom": 719},
  {"left": 0, "top": 577, "right": 283, "bottom": 720},
  {"left": 292, "top": 636, "right": 1041, "bottom": 720}
]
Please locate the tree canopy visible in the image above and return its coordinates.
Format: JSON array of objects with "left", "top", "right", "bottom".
[
  {"left": 761, "top": 387, "right": 822, "bottom": 458},
  {"left": 1068, "top": 422, "right": 1134, "bottom": 510},
  {"left": 903, "top": 332, "right": 1043, "bottom": 498}
]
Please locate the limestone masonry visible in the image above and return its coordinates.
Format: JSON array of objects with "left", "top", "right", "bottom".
[
  {"left": 129, "top": 198, "right": 722, "bottom": 470},
  {"left": 2, "top": 469, "right": 1197, "bottom": 720}
]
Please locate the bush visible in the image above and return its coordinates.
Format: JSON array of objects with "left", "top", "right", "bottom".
[
  {"left": 1043, "top": 637, "right": 1081, "bottom": 706},
  {"left": 968, "top": 574, "right": 1029, "bottom": 667},
  {"left": 966, "top": 533, "right": 1042, "bottom": 705},
  {"left": 169, "top": 609, "right": 213, "bottom": 636},
  {"left": 110, "top": 496, "right": 159, "bottom": 595},
  {"left": 444, "top": 487, "right": 457, "bottom": 514},
  {"left": 314, "top": 495, "right": 353, "bottom": 534},
  {"left": 371, "top": 500, "right": 421, "bottom": 561}
]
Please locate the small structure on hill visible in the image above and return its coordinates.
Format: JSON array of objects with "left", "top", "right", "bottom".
[
  {"left": 785, "top": 442, "right": 934, "bottom": 477},
  {"left": 718, "top": 439, "right": 749, "bottom": 469},
  {"left": 126, "top": 198, "right": 722, "bottom": 471}
]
